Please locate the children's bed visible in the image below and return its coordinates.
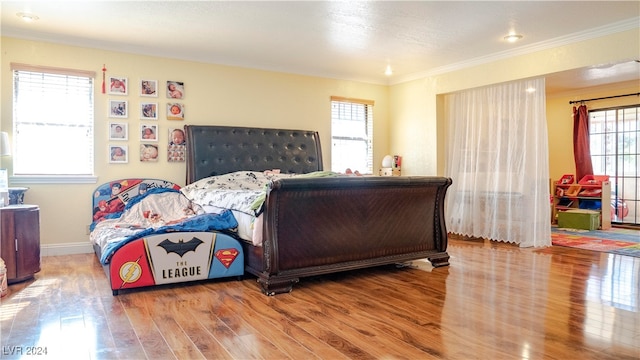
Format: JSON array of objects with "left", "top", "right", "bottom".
[
  {"left": 90, "top": 179, "right": 244, "bottom": 295},
  {"left": 184, "top": 125, "right": 453, "bottom": 295}
]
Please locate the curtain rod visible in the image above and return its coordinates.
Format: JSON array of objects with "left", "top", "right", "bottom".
[{"left": 569, "top": 92, "right": 640, "bottom": 104}]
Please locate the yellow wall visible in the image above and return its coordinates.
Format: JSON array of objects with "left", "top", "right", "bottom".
[
  {"left": 389, "top": 29, "right": 639, "bottom": 177},
  {"left": 0, "top": 37, "right": 389, "bottom": 253},
  {"left": 388, "top": 77, "right": 440, "bottom": 175}
]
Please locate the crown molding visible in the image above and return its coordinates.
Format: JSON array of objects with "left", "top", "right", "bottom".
[{"left": 392, "top": 17, "right": 640, "bottom": 85}]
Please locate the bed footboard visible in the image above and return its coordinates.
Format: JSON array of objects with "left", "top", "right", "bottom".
[
  {"left": 246, "top": 176, "right": 452, "bottom": 295},
  {"left": 95, "top": 232, "right": 244, "bottom": 295}
]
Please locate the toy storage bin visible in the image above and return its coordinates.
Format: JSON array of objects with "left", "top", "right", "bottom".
[
  {"left": 558, "top": 174, "right": 575, "bottom": 184},
  {"left": 557, "top": 209, "right": 600, "bottom": 230},
  {"left": 578, "top": 175, "right": 609, "bottom": 185},
  {"left": 579, "top": 199, "right": 601, "bottom": 210},
  {"left": 565, "top": 184, "right": 581, "bottom": 197}
]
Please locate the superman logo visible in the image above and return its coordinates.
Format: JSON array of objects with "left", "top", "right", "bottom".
[{"left": 215, "top": 248, "right": 239, "bottom": 268}]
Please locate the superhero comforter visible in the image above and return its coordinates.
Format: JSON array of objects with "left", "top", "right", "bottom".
[{"left": 90, "top": 188, "right": 238, "bottom": 264}]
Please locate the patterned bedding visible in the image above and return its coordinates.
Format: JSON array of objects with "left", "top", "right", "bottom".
[
  {"left": 180, "top": 171, "right": 298, "bottom": 214},
  {"left": 90, "top": 188, "right": 237, "bottom": 264},
  {"left": 180, "top": 170, "right": 339, "bottom": 245}
]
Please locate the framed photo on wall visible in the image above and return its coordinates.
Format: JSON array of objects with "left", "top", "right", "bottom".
[
  {"left": 166, "top": 81, "right": 184, "bottom": 99},
  {"left": 140, "top": 102, "right": 158, "bottom": 120},
  {"left": 140, "top": 144, "right": 159, "bottom": 162},
  {"left": 108, "top": 76, "right": 128, "bottom": 95},
  {"left": 167, "top": 103, "right": 184, "bottom": 120},
  {"left": 140, "top": 124, "right": 158, "bottom": 141},
  {"left": 109, "top": 122, "right": 128, "bottom": 140},
  {"left": 140, "top": 79, "right": 158, "bottom": 97},
  {"left": 168, "top": 127, "right": 186, "bottom": 162},
  {"left": 109, "top": 145, "right": 128, "bottom": 163},
  {"left": 109, "top": 100, "right": 128, "bottom": 118}
]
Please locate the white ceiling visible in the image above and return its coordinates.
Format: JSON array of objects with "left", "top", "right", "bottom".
[{"left": 1, "top": 1, "right": 639, "bottom": 91}]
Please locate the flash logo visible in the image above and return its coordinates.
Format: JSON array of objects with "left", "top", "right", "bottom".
[{"left": 119, "top": 259, "right": 142, "bottom": 286}]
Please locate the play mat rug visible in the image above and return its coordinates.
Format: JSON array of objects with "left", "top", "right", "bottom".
[{"left": 551, "top": 226, "right": 640, "bottom": 257}]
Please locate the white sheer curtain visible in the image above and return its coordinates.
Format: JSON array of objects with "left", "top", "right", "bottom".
[{"left": 444, "top": 78, "right": 550, "bottom": 247}]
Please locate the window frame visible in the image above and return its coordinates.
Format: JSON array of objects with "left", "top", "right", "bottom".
[
  {"left": 330, "top": 96, "right": 374, "bottom": 174},
  {"left": 589, "top": 104, "right": 639, "bottom": 225},
  {"left": 10, "top": 63, "right": 97, "bottom": 184}
]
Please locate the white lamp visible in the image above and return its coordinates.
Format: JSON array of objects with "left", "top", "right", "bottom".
[
  {"left": 382, "top": 154, "right": 393, "bottom": 168},
  {"left": 0, "top": 132, "right": 10, "bottom": 207}
]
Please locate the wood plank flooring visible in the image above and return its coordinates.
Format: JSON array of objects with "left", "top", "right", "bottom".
[{"left": 1, "top": 238, "right": 639, "bottom": 359}]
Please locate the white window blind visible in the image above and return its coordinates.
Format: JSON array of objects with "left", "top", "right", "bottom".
[
  {"left": 12, "top": 64, "right": 95, "bottom": 176},
  {"left": 330, "top": 96, "right": 374, "bottom": 174}
]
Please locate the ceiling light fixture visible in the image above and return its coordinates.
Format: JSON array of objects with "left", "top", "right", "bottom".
[
  {"left": 504, "top": 33, "right": 523, "bottom": 43},
  {"left": 385, "top": 64, "right": 393, "bottom": 76},
  {"left": 17, "top": 12, "right": 39, "bottom": 22}
]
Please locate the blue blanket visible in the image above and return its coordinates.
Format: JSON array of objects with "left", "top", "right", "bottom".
[{"left": 99, "top": 209, "right": 238, "bottom": 264}]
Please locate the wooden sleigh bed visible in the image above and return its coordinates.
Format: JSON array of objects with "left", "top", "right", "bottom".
[
  {"left": 184, "top": 125, "right": 453, "bottom": 295},
  {"left": 90, "top": 125, "right": 452, "bottom": 296}
]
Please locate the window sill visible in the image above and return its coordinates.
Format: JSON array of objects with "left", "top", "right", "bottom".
[{"left": 10, "top": 175, "right": 98, "bottom": 184}]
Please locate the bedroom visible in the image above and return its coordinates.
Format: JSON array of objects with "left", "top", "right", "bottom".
[
  {"left": 0, "top": 1, "right": 639, "bottom": 358},
  {"left": 0, "top": 5, "right": 636, "bottom": 257}
]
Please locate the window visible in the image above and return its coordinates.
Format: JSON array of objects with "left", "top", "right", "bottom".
[
  {"left": 12, "top": 64, "right": 95, "bottom": 179},
  {"left": 589, "top": 105, "right": 639, "bottom": 225},
  {"left": 330, "top": 96, "right": 374, "bottom": 174}
]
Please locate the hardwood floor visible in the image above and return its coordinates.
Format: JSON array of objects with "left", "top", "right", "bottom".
[{"left": 1, "top": 238, "right": 638, "bottom": 359}]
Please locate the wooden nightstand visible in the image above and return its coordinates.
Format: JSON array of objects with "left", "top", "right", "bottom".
[{"left": 0, "top": 204, "right": 40, "bottom": 284}]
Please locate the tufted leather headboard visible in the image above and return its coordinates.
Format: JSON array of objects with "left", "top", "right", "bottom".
[{"left": 184, "top": 125, "right": 324, "bottom": 184}]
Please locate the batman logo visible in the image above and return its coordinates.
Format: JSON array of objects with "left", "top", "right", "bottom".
[{"left": 157, "top": 237, "right": 204, "bottom": 257}]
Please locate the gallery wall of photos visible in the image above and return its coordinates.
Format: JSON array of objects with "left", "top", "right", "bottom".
[{"left": 106, "top": 76, "right": 186, "bottom": 164}]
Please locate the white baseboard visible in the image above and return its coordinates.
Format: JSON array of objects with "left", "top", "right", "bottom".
[{"left": 41, "top": 242, "right": 94, "bottom": 256}]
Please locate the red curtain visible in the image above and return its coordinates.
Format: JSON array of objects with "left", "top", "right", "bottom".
[{"left": 573, "top": 104, "right": 594, "bottom": 180}]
